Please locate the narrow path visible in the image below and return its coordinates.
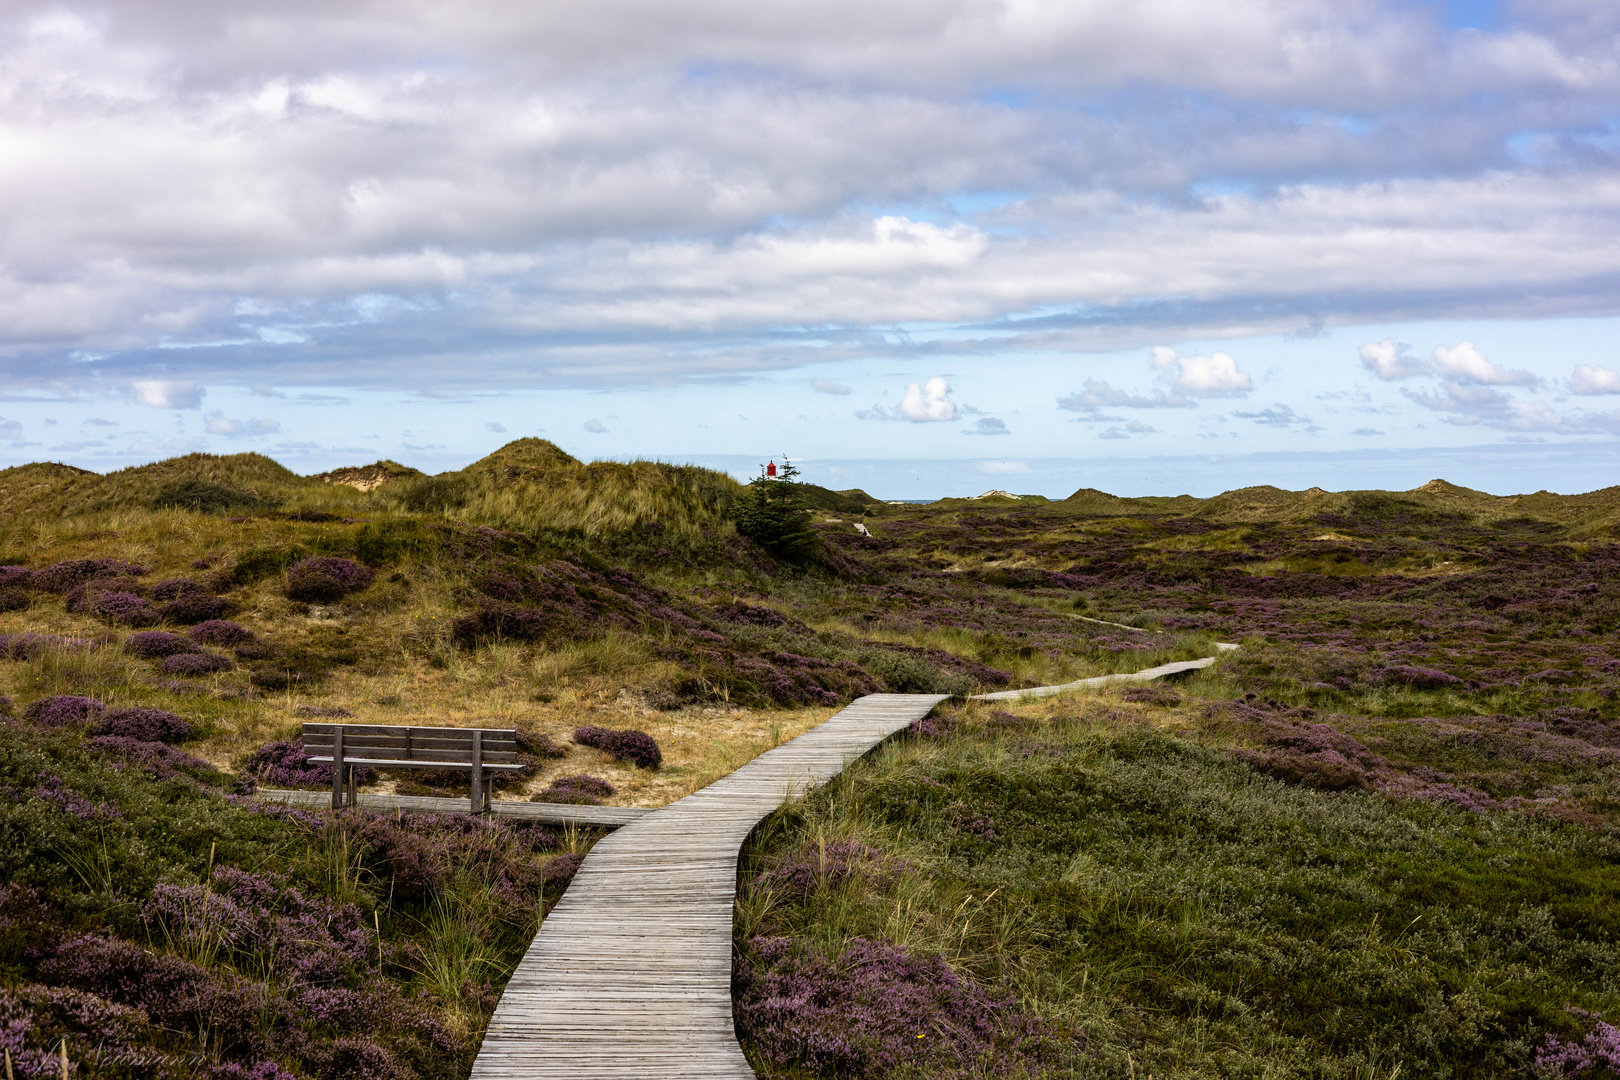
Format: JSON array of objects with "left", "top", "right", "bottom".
[
  {"left": 252, "top": 788, "right": 648, "bottom": 829},
  {"left": 472, "top": 654, "right": 1229, "bottom": 1079},
  {"left": 471, "top": 693, "right": 947, "bottom": 1080},
  {"left": 976, "top": 643, "right": 1237, "bottom": 701}
]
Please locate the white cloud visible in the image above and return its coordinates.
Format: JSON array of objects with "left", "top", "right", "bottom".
[
  {"left": 963, "top": 417, "right": 1008, "bottom": 435},
  {"left": 1057, "top": 379, "right": 1189, "bottom": 411},
  {"left": 1405, "top": 380, "right": 1620, "bottom": 433},
  {"left": 583, "top": 418, "right": 607, "bottom": 433},
  {"left": 1570, "top": 363, "right": 1620, "bottom": 395},
  {"left": 1098, "top": 419, "right": 1158, "bottom": 438},
  {"left": 130, "top": 381, "right": 204, "bottom": 409},
  {"left": 1233, "top": 403, "right": 1311, "bottom": 426},
  {"left": 898, "top": 377, "right": 957, "bottom": 422},
  {"left": 1495, "top": 400, "right": 1620, "bottom": 435},
  {"left": 3, "top": 3, "right": 1620, "bottom": 399},
  {"left": 204, "top": 412, "right": 280, "bottom": 436},
  {"left": 126, "top": 436, "right": 207, "bottom": 454},
  {"left": 250, "top": 383, "right": 286, "bottom": 398},
  {"left": 1430, "top": 341, "right": 1537, "bottom": 386},
  {"left": 1151, "top": 347, "right": 1252, "bottom": 397},
  {"left": 811, "top": 379, "right": 852, "bottom": 395},
  {"left": 485, "top": 421, "right": 508, "bottom": 432},
  {"left": 1352, "top": 427, "right": 1384, "bottom": 436},
  {"left": 1358, "top": 339, "right": 1428, "bottom": 380}
]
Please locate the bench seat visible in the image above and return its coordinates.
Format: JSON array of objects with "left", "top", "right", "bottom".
[
  {"left": 303, "top": 721, "right": 523, "bottom": 812},
  {"left": 305, "top": 755, "right": 525, "bottom": 771}
]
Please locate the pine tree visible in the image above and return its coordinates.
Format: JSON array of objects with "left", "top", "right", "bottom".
[{"left": 730, "top": 456, "right": 819, "bottom": 562}]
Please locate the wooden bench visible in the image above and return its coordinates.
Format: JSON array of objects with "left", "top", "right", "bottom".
[{"left": 302, "top": 723, "right": 523, "bottom": 812}]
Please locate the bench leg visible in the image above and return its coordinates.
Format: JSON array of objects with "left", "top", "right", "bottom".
[
  {"left": 347, "top": 765, "right": 358, "bottom": 808},
  {"left": 331, "top": 726, "right": 345, "bottom": 810},
  {"left": 470, "top": 730, "right": 484, "bottom": 813}
]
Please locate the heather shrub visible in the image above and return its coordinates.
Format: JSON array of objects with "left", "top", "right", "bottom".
[
  {"left": 285, "top": 557, "right": 374, "bottom": 602},
  {"left": 541, "top": 852, "right": 584, "bottom": 889},
  {"left": 0, "top": 586, "right": 27, "bottom": 612},
  {"left": 0, "top": 694, "right": 11, "bottom": 717},
  {"left": 84, "top": 736, "right": 215, "bottom": 781},
  {"left": 713, "top": 600, "right": 797, "bottom": 627},
  {"left": 515, "top": 729, "right": 568, "bottom": 759},
  {"left": 574, "top": 725, "right": 661, "bottom": 768},
  {"left": 904, "top": 709, "right": 958, "bottom": 738},
  {"left": 0, "top": 633, "right": 85, "bottom": 660},
  {"left": 531, "top": 774, "right": 615, "bottom": 804},
  {"left": 62, "top": 577, "right": 134, "bottom": 612},
  {"left": 473, "top": 572, "right": 524, "bottom": 602},
  {"left": 1375, "top": 663, "right": 1464, "bottom": 690},
  {"left": 144, "top": 867, "right": 372, "bottom": 984},
  {"left": 0, "top": 565, "right": 31, "bottom": 587},
  {"left": 1122, "top": 684, "right": 1182, "bottom": 706},
  {"left": 39, "top": 932, "right": 281, "bottom": 1061},
  {"left": 161, "top": 651, "right": 232, "bottom": 675},
  {"left": 0, "top": 982, "right": 171, "bottom": 1080},
  {"left": 755, "top": 840, "right": 903, "bottom": 904},
  {"left": 162, "top": 592, "right": 239, "bottom": 624},
  {"left": 21, "top": 695, "right": 105, "bottom": 728},
  {"left": 239, "top": 737, "right": 373, "bottom": 788},
  {"left": 123, "top": 630, "right": 200, "bottom": 658},
  {"left": 189, "top": 619, "right": 255, "bottom": 647},
  {"left": 451, "top": 600, "right": 546, "bottom": 647},
  {"left": 1208, "top": 700, "right": 1389, "bottom": 793},
  {"left": 151, "top": 577, "right": 206, "bottom": 601},
  {"left": 1537, "top": 1020, "right": 1620, "bottom": 1076},
  {"left": 347, "top": 816, "right": 444, "bottom": 901},
  {"left": 67, "top": 585, "right": 158, "bottom": 626},
  {"left": 93, "top": 707, "right": 192, "bottom": 743},
  {"left": 735, "top": 936, "right": 1074, "bottom": 1078},
  {"left": 32, "top": 558, "right": 147, "bottom": 593}
]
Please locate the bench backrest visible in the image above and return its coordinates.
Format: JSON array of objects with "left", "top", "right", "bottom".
[{"left": 301, "top": 723, "right": 519, "bottom": 765}]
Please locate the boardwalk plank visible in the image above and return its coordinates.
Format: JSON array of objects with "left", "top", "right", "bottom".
[{"left": 251, "top": 789, "right": 649, "bottom": 828}]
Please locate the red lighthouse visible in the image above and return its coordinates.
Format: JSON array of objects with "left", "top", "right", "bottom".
[{"left": 766, "top": 461, "right": 777, "bottom": 478}]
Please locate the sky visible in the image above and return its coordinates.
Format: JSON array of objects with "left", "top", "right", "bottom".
[{"left": 3, "top": 0, "right": 1620, "bottom": 497}]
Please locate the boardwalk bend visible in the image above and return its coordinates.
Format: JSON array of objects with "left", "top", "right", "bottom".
[{"left": 471, "top": 648, "right": 1233, "bottom": 1080}]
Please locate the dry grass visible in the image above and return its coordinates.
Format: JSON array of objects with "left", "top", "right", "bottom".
[
  {"left": 274, "top": 666, "right": 837, "bottom": 808},
  {"left": 0, "top": 487, "right": 817, "bottom": 803}
]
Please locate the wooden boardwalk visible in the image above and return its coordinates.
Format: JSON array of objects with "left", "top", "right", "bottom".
[
  {"left": 253, "top": 788, "right": 649, "bottom": 829},
  {"left": 973, "top": 646, "right": 1235, "bottom": 701},
  {"left": 471, "top": 693, "right": 948, "bottom": 1080},
  {"left": 472, "top": 651, "right": 1233, "bottom": 1079}
]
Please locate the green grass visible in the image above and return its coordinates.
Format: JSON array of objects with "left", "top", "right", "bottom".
[{"left": 736, "top": 694, "right": 1620, "bottom": 1078}]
